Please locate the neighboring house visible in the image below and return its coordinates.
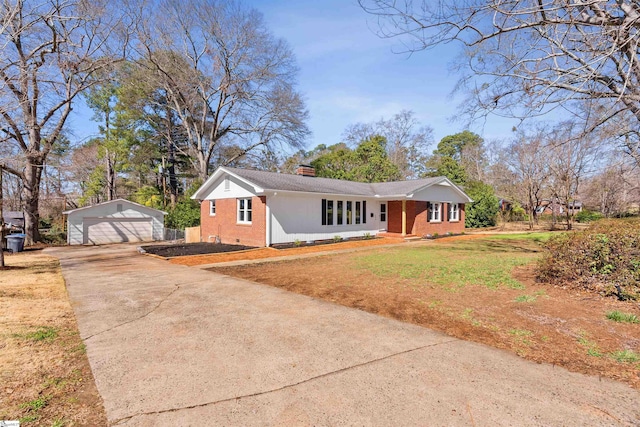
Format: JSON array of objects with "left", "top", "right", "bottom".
[
  {"left": 2, "top": 211, "right": 24, "bottom": 231},
  {"left": 64, "top": 199, "right": 166, "bottom": 245},
  {"left": 535, "top": 199, "right": 583, "bottom": 216},
  {"left": 192, "top": 166, "right": 473, "bottom": 247}
]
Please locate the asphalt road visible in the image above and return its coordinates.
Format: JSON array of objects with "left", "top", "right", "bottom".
[{"left": 48, "top": 244, "right": 640, "bottom": 426}]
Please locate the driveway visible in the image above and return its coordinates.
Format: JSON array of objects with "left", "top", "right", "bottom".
[{"left": 48, "top": 245, "right": 640, "bottom": 426}]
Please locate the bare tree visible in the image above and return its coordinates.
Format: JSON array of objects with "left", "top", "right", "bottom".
[
  {"left": 506, "top": 127, "right": 550, "bottom": 230},
  {"left": 0, "top": 0, "right": 133, "bottom": 244},
  {"left": 546, "top": 122, "right": 599, "bottom": 230},
  {"left": 132, "top": 0, "right": 309, "bottom": 182},
  {"left": 360, "top": 0, "right": 640, "bottom": 162},
  {"left": 342, "top": 110, "right": 433, "bottom": 178},
  {"left": 583, "top": 154, "right": 639, "bottom": 216}
]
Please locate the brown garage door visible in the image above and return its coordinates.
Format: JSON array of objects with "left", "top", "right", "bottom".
[{"left": 83, "top": 218, "right": 153, "bottom": 245}]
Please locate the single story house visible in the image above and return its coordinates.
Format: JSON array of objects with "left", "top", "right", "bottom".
[
  {"left": 535, "top": 199, "right": 583, "bottom": 216},
  {"left": 64, "top": 199, "right": 166, "bottom": 245},
  {"left": 191, "top": 166, "right": 473, "bottom": 247}
]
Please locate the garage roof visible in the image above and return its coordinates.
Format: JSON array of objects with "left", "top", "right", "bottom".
[{"left": 63, "top": 199, "right": 167, "bottom": 216}]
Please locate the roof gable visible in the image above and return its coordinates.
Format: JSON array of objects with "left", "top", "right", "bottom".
[{"left": 63, "top": 199, "right": 167, "bottom": 216}]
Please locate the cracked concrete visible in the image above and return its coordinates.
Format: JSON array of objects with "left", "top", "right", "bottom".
[{"left": 47, "top": 244, "right": 640, "bottom": 426}]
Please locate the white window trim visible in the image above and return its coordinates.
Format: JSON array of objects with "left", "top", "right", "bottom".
[
  {"left": 449, "top": 203, "right": 459, "bottom": 222},
  {"left": 209, "top": 200, "right": 216, "bottom": 216},
  {"left": 429, "top": 202, "right": 442, "bottom": 223},
  {"left": 237, "top": 198, "right": 252, "bottom": 224}
]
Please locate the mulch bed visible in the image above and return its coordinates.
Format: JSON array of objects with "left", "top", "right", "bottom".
[{"left": 141, "top": 242, "right": 255, "bottom": 258}]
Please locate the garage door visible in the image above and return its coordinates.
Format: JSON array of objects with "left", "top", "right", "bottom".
[{"left": 84, "top": 218, "right": 153, "bottom": 244}]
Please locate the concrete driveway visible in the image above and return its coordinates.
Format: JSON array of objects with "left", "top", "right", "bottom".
[{"left": 48, "top": 244, "right": 640, "bottom": 426}]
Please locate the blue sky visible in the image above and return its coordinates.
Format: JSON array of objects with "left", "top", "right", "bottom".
[{"left": 68, "top": 0, "right": 520, "bottom": 152}]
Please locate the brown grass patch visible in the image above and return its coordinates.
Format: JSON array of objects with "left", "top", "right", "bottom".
[{"left": 0, "top": 252, "right": 106, "bottom": 426}]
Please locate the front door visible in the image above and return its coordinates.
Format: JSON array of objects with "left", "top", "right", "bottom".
[{"left": 380, "top": 203, "right": 387, "bottom": 231}]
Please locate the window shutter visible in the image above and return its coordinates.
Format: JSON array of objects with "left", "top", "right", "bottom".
[
  {"left": 321, "top": 199, "right": 327, "bottom": 225},
  {"left": 427, "top": 202, "right": 431, "bottom": 221},
  {"left": 446, "top": 203, "right": 449, "bottom": 222},
  {"left": 363, "top": 201, "right": 367, "bottom": 224}
]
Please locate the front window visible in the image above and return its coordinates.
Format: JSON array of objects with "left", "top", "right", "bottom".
[
  {"left": 327, "top": 200, "right": 334, "bottom": 225},
  {"left": 429, "top": 202, "right": 441, "bottom": 222},
  {"left": 380, "top": 203, "right": 386, "bottom": 222},
  {"left": 337, "top": 201, "right": 343, "bottom": 225},
  {"left": 355, "top": 202, "right": 361, "bottom": 224},
  {"left": 237, "top": 198, "right": 252, "bottom": 223},
  {"left": 448, "top": 203, "right": 459, "bottom": 221},
  {"left": 346, "top": 201, "right": 352, "bottom": 225},
  {"left": 210, "top": 200, "right": 216, "bottom": 216}
]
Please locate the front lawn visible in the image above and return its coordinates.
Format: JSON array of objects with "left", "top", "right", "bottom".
[
  {"left": 214, "top": 233, "right": 640, "bottom": 389},
  {"left": 0, "top": 252, "right": 106, "bottom": 426}
]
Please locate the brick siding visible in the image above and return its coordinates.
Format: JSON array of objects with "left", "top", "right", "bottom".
[
  {"left": 386, "top": 201, "right": 465, "bottom": 236},
  {"left": 200, "top": 196, "right": 266, "bottom": 247}
]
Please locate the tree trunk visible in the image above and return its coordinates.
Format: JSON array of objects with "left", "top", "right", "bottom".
[
  {"left": 1, "top": 166, "right": 5, "bottom": 268},
  {"left": 22, "top": 158, "right": 42, "bottom": 245},
  {"left": 168, "top": 140, "right": 177, "bottom": 208},
  {"left": 106, "top": 150, "right": 115, "bottom": 201}
]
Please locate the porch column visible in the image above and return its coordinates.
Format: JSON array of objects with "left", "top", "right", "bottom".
[{"left": 401, "top": 200, "right": 407, "bottom": 236}]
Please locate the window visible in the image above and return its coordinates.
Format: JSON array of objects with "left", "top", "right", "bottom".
[
  {"left": 210, "top": 200, "right": 216, "bottom": 216},
  {"left": 337, "top": 201, "right": 343, "bottom": 225},
  {"left": 346, "top": 201, "right": 352, "bottom": 225},
  {"left": 428, "top": 202, "right": 441, "bottom": 222},
  {"left": 327, "top": 200, "right": 334, "bottom": 225},
  {"left": 448, "top": 203, "right": 459, "bottom": 221},
  {"left": 355, "top": 202, "right": 361, "bottom": 224},
  {"left": 237, "top": 198, "right": 252, "bottom": 223},
  {"left": 363, "top": 201, "right": 366, "bottom": 224},
  {"left": 380, "top": 203, "right": 387, "bottom": 222}
]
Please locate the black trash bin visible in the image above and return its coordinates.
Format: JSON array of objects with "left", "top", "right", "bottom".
[{"left": 6, "top": 233, "right": 26, "bottom": 253}]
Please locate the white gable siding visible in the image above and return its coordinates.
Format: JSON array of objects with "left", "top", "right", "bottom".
[
  {"left": 66, "top": 201, "right": 165, "bottom": 245},
  {"left": 268, "top": 193, "right": 384, "bottom": 245},
  {"left": 201, "top": 174, "right": 258, "bottom": 200},
  {"left": 412, "top": 183, "right": 469, "bottom": 203}
]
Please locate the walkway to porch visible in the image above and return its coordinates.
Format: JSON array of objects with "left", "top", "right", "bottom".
[{"left": 376, "top": 232, "right": 422, "bottom": 241}]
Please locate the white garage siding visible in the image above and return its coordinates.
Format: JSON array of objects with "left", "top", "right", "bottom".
[
  {"left": 268, "top": 193, "right": 384, "bottom": 245},
  {"left": 65, "top": 199, "right": 166, "bottom": 245}
]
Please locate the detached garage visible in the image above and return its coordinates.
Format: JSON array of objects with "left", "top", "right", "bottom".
[{"left": 64, "top": 199, "right": 166, "bottom": 245}]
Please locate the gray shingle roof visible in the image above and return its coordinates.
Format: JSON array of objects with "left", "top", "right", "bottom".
[{"left": 226, "top": 167, "right": 443, "bottom": 197}]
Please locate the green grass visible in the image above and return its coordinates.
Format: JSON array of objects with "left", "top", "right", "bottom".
[
  {"left": 606, "top": 310, "right": 639, "bottom": 324},
  {"left": 484, "top": 232, "right": 556, "bottom": 243},
  {"left": 355, "top": 236, "right": 544, "bottom": 290},
  {"left": 610, "top": 349, "right": 640, "bottom": 363},
  {"left": 577, "top": 332, "right": 603, "bottom": 357},
  {"left": 514, "top": 294, "right": 537, "bottom": 303},
  {"left": 14, "top": 326, "right": 58, "bottom": 343},
  {"left": 21, "top": 395, "right": 50, "bottom": 411}
]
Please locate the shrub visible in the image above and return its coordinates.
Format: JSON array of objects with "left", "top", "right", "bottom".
[
  {"left": 537, "top": 219, "right": 640, "bottom": 300},
  {"left": 575, "top": 209, "right": 604, "bottom": 223},
  {"left": 464, "top": 180, "right": 499, "bottom": 228},
  {"left": 333, "top": 235, "right": 342, "bottom": 243},
  {"left": 165, "top": 200, "right": 200, "bottom": 230}
]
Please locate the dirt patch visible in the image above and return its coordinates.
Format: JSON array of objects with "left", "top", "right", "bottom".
[
  {"left": 169, "top": 237, "right": 402, "bottom": 266},
  {"left": 0, "top": 252, "right": 107, "bottom": 426},
  {"left": 141, "top": 242, "right": 255, "bottom": 257},
  {"left": 214, "top": 239, "right": 640, "bottom": 389}
]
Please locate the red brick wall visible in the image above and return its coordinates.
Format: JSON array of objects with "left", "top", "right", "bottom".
[
  {"left": 386, "top": 201, "right": 466, "bottom": 236},
  {"left": 200, "top": 196, "right": 267, "bottom": 247}
]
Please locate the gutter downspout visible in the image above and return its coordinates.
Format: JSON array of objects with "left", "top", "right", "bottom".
[{"left": 265, "top": 195, "right": 271, "bottom": 247}]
